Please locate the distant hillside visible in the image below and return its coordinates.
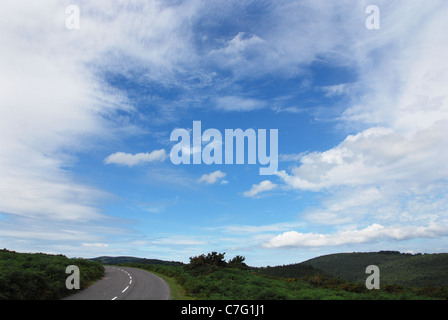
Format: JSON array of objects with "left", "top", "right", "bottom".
[
  {"left": 91, "top": 256, "right": 184, "bottom": 267},
  {"left": 300, "top": 251, "right": 448, "bottom": 287},
  {"left": 253, "top": 262, "right": 326, "bottom": 279}
]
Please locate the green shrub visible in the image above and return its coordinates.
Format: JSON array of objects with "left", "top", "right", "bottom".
[{"left": 0, "top": 249, "right": 104, "bottom": 300}]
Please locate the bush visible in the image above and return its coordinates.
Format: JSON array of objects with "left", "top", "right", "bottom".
[{"left": 0, "top": 249, "right": 104, "bottom": 300}]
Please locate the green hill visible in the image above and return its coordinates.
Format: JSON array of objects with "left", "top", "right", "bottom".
[
  {"left": 300, "top": 251, "right": 448, "bottom": 287},
  {"left": 91, "top": 255, "right": 183, "bottom": 266},
  {"left": 253, "top": 262, "right": 326, "bottom": 279}
]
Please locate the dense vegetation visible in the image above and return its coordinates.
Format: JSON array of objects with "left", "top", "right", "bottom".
[
  {"left": 0, "top": 249, "right": 104, "bottom": 300},
  {"left": 3, "top": 249, "right": 447, "bottom": 300},
  {"left": 120, "top": 251, "right": 447, "bottom": 300},
  {"left": 299, "top": 251, "right": 448, "bottom": 287},
  {"left": 254, "top": 263, "right": 324, "bottom": 279}
]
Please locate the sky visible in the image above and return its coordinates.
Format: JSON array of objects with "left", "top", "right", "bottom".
[{"left": 1, "top": 0, "right": 448, "bottom": 267}]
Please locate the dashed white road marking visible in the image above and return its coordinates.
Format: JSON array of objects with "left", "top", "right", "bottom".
[{"left": 110, "top": 267, "right": 133, "bottom": 300}]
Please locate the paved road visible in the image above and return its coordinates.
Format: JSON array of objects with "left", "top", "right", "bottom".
[{"left": 63, "top": 266, "right": 170, "bottom": 300}]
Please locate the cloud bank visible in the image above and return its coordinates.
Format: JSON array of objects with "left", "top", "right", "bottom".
[{"left": 264, "top": 224, "right": 448, "bottom": 248}]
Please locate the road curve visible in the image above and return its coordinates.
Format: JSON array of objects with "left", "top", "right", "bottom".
[{"left": 63, "top": 266, "right": 170, "bottom": 300}]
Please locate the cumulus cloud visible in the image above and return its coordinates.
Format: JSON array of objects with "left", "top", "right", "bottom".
[
  {"left": 276, "top": 125, "right": 448, "bottom": 192},
  {"left": 104, "top": 149, "right": 167, "bottom": 166},
  {"left": 276, "top": 124, "right": 448, "bottom": 233},
  {"left": 264, "top": 224, "right": 448, "bottom": 248},
  {"left": 243, "top": 180, "right": 277, "bottom": 198},
  {"left": 197, "top": 170, "right": 226, "bottom": 184}
]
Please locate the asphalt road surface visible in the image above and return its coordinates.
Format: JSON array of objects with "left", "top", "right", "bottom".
[{"left": 63, "top": 266, "right": 171, "bottom": 300}]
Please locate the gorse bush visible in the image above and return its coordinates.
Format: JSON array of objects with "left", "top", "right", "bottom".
[
  {"left": 0, "top": 249, "right": 104, "bottom": 300},
  {"left": 185, "top": 252, "right": 247, "bottom": 275}
]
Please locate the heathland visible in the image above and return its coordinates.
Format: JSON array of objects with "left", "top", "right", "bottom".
[{"left": 1, "top": 249, "right": 447, "bottom": 300}]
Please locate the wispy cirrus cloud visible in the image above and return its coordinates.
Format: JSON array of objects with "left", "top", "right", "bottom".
[
  {"left": 0, "top": 1, "right": 130, "bottom": 225},
  {"left": 215, "top": 96, "right": 268, "bottom": 112},
  {"left": 0, "top": 0, "right": 200, "bottom": 254}
]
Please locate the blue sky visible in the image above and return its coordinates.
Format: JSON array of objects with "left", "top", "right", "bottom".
[{"left": 1, "top": 0, "right": 448, "bottom": 266}]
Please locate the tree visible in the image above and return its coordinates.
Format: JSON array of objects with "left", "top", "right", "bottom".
[{"left": 228, "top": 255, "right": 248, "bottom": 269}]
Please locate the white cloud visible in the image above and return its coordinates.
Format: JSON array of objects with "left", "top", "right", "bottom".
[
  {"left": 0, "top": 1, "right": 145, "bottom": 226},
  {"left": 82, "top": 243, "right": 109, "bottom": 248},
  {"left": 0, "top": 173, "right": 108, "bottom": 221},
  {"left": 276, "top": 126, "right": 448, "bottom": 192},
  {"left": 267, "top": 2, "right": 448, "bottom": 253},
  {"left": 208, "top": 32, "right": 267, "bottom": 75},
  {"left": 213, "top": 32, "right": 265, "bottom": 57},
  {"left": 197, "top": 170, "right": 226, "bottom": 184},
  {"left": 243, "top": 180, "right": 277, "bottom": 198},
  {"left": 341, "top": 1, "right": 448, "bottom": 136},
  {"left": 272, "top": 106, "right": 304, "bottom": 114},
  {"left": 104, "top": 149, "right": 167, "bottom": 166},
  {"left": 279, "top": 153, "right": 304, "bottom": 162},
  {"left": 0, "top": 0, "right": 202, "bottom": 254},
  {"left": 264, "top": 223, "right": 448, "bottom": 248},
  {"left": 276, "top": 123, "right": 448, "bottom": 231},
  {"left": 151, "top": 237, "right": 207, "bottom": 246},
  {"left": 215, "top": 96, "right": 267, "bottom": 112},
  {"left": 322, "top": 84, "right": 352, "bottom": 97},
  {"left": 218, "top": 221, "right": 307, "bottom": 235},
  {"left": 140, "top": 196, "right": 178, "bottom": 214}
]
